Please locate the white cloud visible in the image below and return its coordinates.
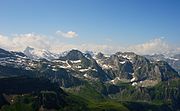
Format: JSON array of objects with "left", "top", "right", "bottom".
[
  {"left": 56, "top": 30, "right": 78, "bottom": 38},
  {"left": 126, "top": 38, "right": 179, "bottom": 55},
  {"left": 0, "top": 33, "right": 50, "bottom": 51},
  {"left": 0, "top": 33, "right": 114, "bottom": 53},
  {"left": 0, "top": 33, "right": 120, "bottom": 54},
  {"left": 49, "top": 43, "right": 119, "bottom": 54},
  {"left": 0, "top": 33, "right": 179, "bottom": 55}
]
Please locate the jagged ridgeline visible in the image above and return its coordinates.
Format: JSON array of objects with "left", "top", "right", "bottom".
[{"left": 0, "top": 47, "right": 180, "bottom": 111}]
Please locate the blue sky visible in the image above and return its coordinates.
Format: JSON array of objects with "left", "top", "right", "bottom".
[{"left": 0, "top": 0, "right": 179, "bottom": 54}]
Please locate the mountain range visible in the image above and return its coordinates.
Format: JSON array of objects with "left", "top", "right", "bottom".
[{"left": 0, "top": 47, "right": 180, "bottom": 111}]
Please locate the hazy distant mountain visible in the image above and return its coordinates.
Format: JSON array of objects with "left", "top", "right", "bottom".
[
  {"left": 145, "top": 54, "right": 180, "bottom": 74},
  {"left": 23, "top": 46, "right": 59, "bottom": 60}
]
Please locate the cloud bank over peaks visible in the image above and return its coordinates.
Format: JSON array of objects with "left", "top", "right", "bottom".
[
  {"left": 0, "top": 33, "right": 179, "bottom": 55},
  {"left": 0, "top": 33, "right": 50, "bottom": 51},
  {"left": 126, "top": 38, "right": 178, "bottom": 55}
]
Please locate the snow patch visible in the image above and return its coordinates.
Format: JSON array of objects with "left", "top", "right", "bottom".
[
  {"left": 110, "top": 77, "right": 120, "bottom": 84},
  {"left": 53, "top": 60, "right": 66, "bottom": 63},
  {"left": 132, "top": 82, "right": 137, "bottom": 86},
  {"left": 156, "top": 59, "right": 160, "bottom": 61},
  {"left": 104, "top": 54, "right": 110, "bottom": 58},
  {"left": 25, "top": 67, "right": 31, "bottom": 70},
  {"left": 84, "top": 54, "right": 91, "bottom": 60},
  {"left": 102, "top": 64, "right": 112, "bottom": 69},
  {"left": 83, "top": 74, "right": 89, "bottom": 78},
  {"left": 79, "top": 67, "right": 97, "bottom": 72},
  {"left": 83, "top": 73, "right": 92, "bottom": 79},
  {"left": 52, "top": 68, "right": 58, "bottom": 71},
  {"left": 79, "top": 67, "right": 91, "bottom": 72},
  {"left": 91, "top": 68, "right": 97, "bottom": 72},
  {"left": 66, "top": 60, "right": 71, "bottom": 68},
  {"left": 70, "top": 60, "right": 81, "bottom": 63},
  {"left": 121, "top": 55, "right": 132, "bottom": 60},
  {"left": 167, "top": 57, "right": 179, "bottom": 61},
  {"left": 59, "top": 65, "right": 68, "bottom": 69},
  {"left": 130, "top": 77, "right": 136, "bottom": 82},
  {"left": 77, "top": 65, "right": 82, "bottom": 68},
  {"left": 119, "top": 61, "right": 126, "bottom": 64}
]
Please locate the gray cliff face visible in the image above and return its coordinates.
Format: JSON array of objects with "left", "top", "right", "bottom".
[{"left": 145, "top": 54, "right": 180, "bottom": 74}]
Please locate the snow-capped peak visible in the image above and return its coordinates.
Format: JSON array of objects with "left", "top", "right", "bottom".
[{"left": 23, "top": 46, "right": 59, "bottom": 60}]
